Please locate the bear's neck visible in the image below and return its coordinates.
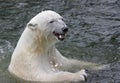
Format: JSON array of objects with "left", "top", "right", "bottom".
[{"left": 18, "top": 28, "right": 56, "bottom": 55}]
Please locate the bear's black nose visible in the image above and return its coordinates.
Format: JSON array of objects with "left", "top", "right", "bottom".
[{"left": 62, "top": 27, "right": 68, "bottom": 33}]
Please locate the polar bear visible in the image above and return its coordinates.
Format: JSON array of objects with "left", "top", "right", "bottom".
[{"left": 8, "top": 10, "right": 107, "bottom": 83}]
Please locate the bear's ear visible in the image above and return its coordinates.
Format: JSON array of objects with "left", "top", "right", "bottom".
[{"left": 27, "top": 23, "right": 38, "bottom": 31}]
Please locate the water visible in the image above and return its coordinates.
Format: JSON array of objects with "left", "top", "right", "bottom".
[{"left": 0, "top": 0, "right": 120, "bottom": 83}]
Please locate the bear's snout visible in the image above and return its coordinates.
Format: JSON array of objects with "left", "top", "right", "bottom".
[
  {"left": 62, "top": 27, "right": 68, "bottom": 33},
  {"left": 53, "top": 27, "right": 68, "bottom": 41}
]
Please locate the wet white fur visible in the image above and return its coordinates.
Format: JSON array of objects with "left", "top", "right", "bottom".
[{"left": 9, "top": 10, "right": 106, "bottom": 83}]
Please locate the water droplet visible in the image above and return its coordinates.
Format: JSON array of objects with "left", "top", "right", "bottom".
[{"left": 54, "top": 63, "right": 59, "bottom": 67}]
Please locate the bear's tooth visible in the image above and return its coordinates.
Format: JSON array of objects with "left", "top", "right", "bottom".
[{"left": 59, "top": 35, "right": 62, "bottom": 38}]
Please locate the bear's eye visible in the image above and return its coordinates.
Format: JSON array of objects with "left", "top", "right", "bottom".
[
  {"left": 61, "top": 18, "right": 65, "bottom": 21},
  {"left": 49, "top": 20, "right": 54, "bottom": 23},
  {"left": 61, "top": 18, "right": 64, "bottom": 21}
]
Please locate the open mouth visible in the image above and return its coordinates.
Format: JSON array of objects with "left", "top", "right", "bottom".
[{"left": 53, "top": 32, "right": 67, "bottom": 41}]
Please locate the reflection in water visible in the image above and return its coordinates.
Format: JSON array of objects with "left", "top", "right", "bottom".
[{"left": 0, "top": 0, "right": 120, "bottom": 83}]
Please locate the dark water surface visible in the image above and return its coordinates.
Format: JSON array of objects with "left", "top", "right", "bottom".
[{"left": 0, "top": 0, "right": 120, "bottom": 83}]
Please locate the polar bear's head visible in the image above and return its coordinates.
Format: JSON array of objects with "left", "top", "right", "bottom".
[{"left": 27, "top": 10, "right": 68, "bottom": 42}]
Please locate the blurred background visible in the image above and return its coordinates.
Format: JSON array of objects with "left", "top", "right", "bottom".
[{"left": 0, "top": 0, "right": 120, "bottom": 83}]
